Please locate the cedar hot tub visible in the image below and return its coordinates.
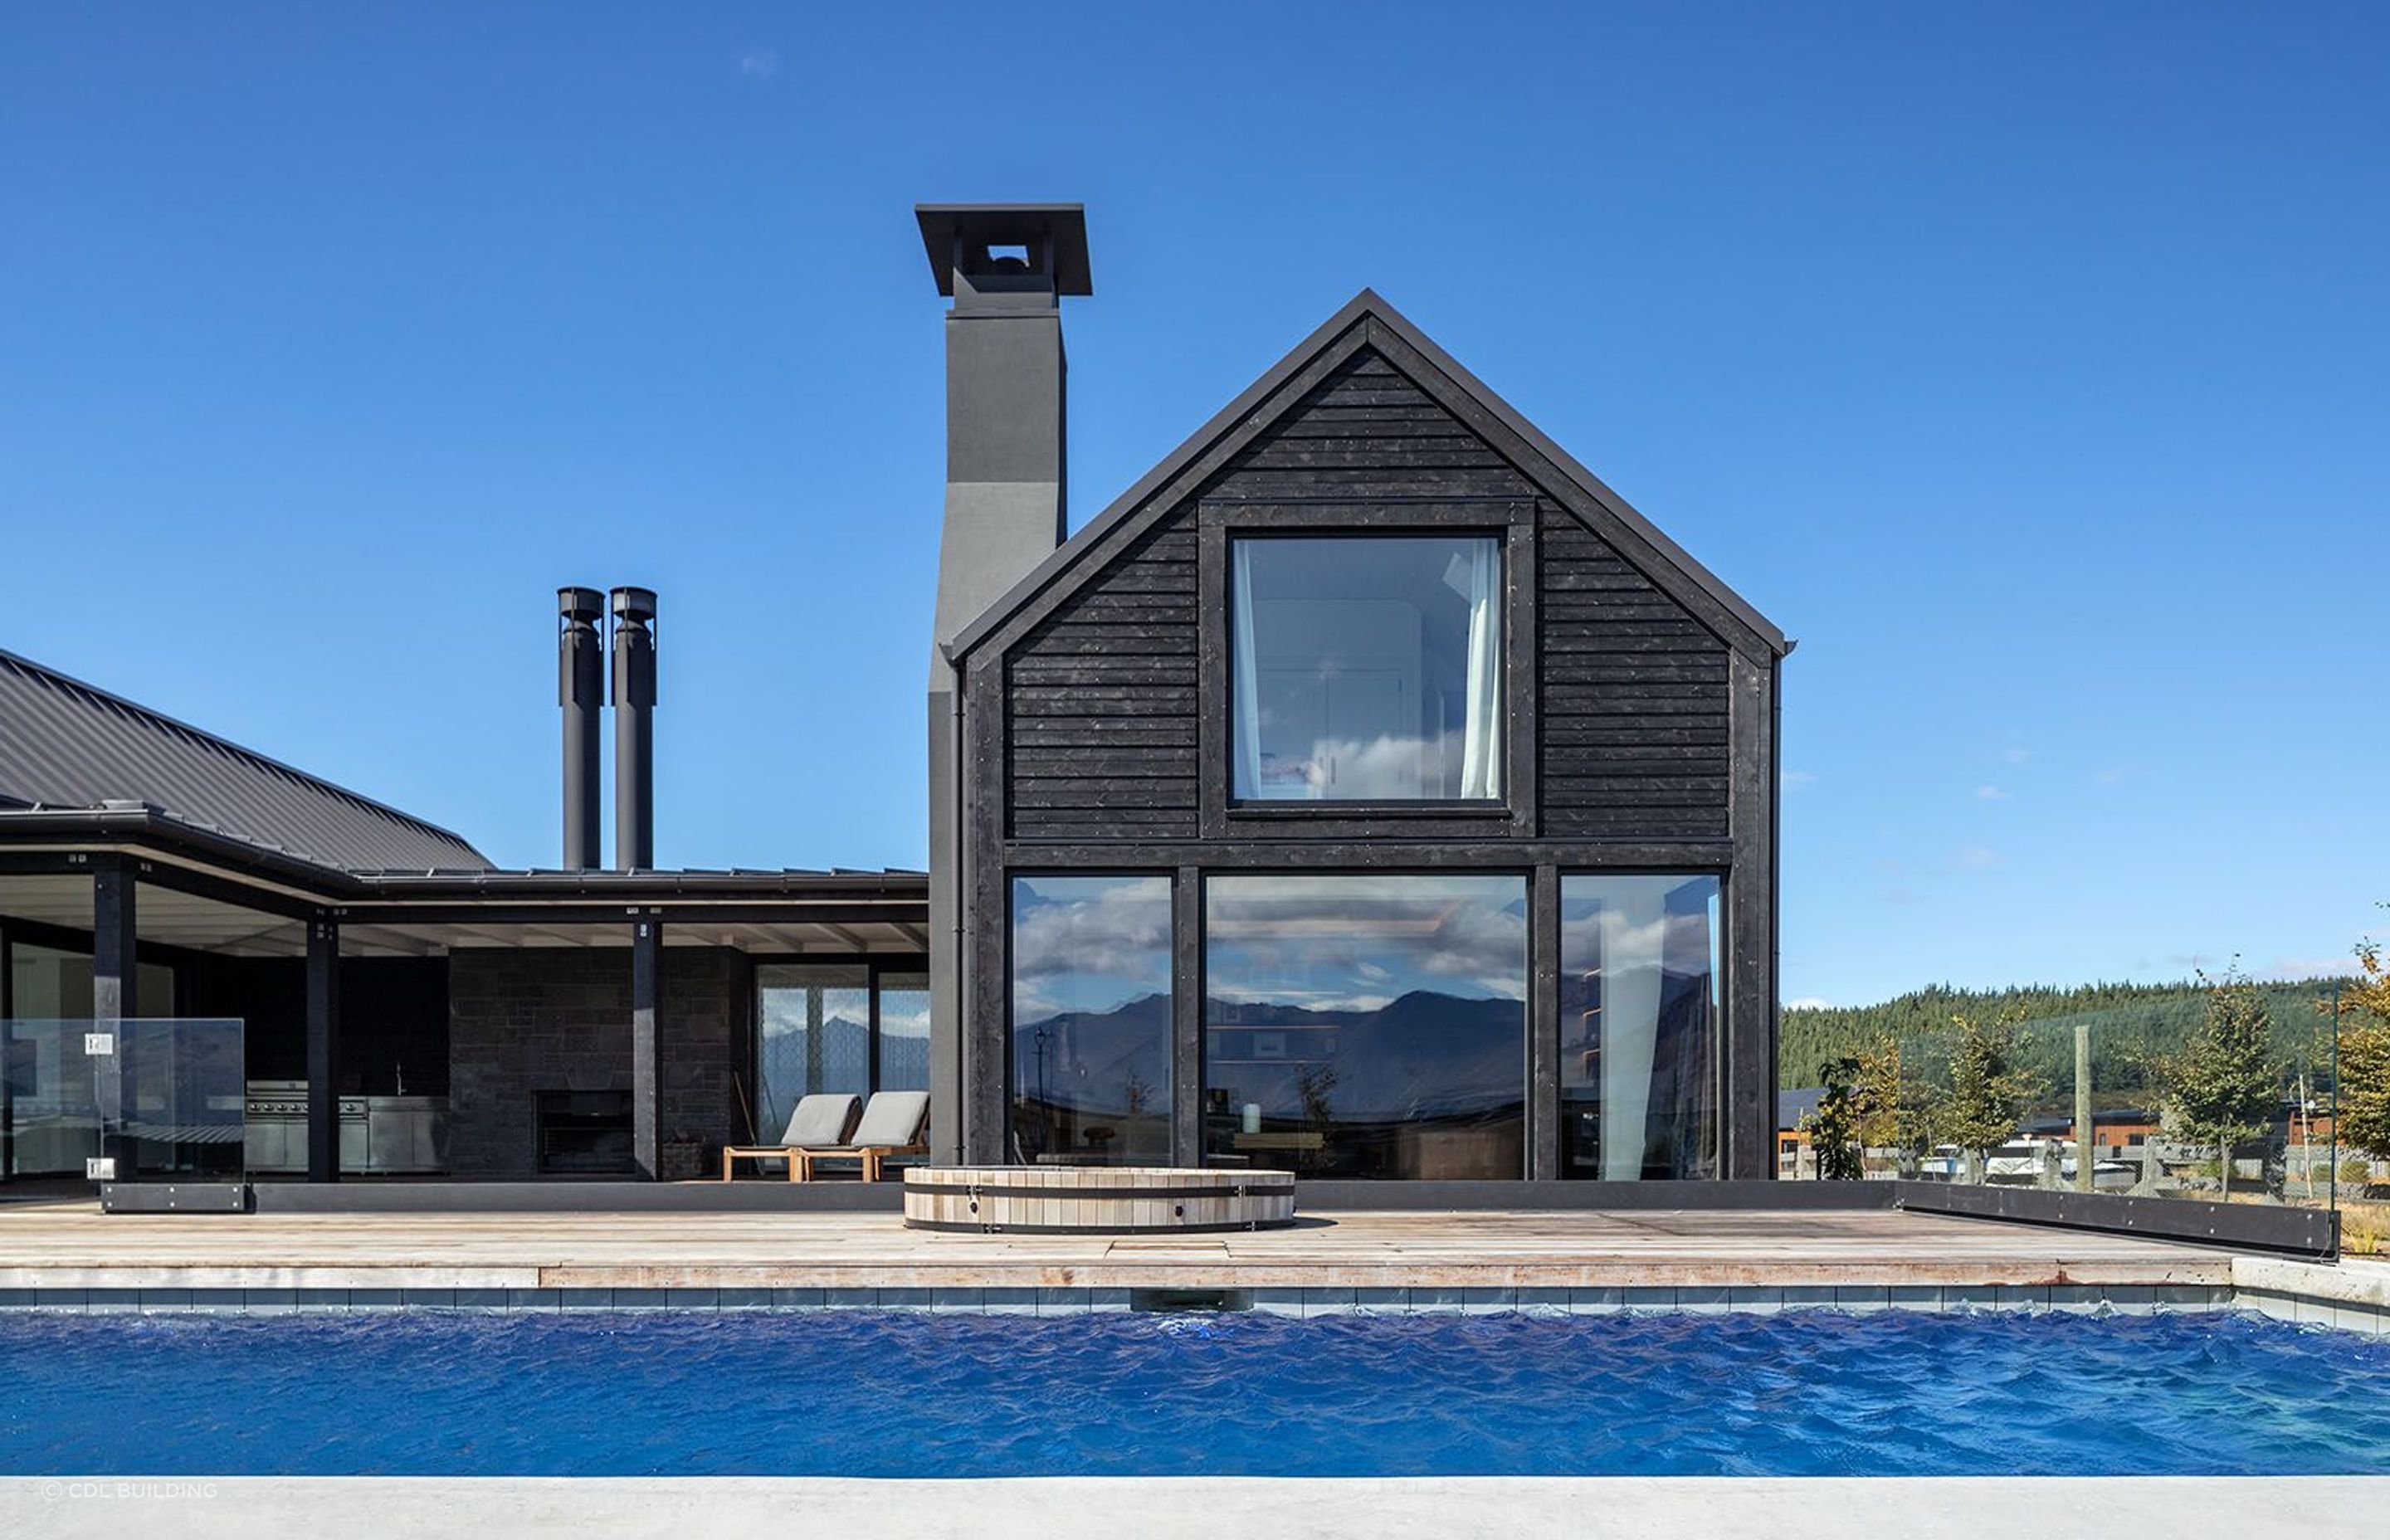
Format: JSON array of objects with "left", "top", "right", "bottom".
[{"left": 902, "top": 1166, "right": 1296, "bottom": 1234}]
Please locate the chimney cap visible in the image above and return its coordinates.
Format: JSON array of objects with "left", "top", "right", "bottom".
[
  {"left": 558, "top": 587, "right": 604, "bottom": 621},
  {"left": 915, "top": 203, "right": 1091, "bottom": 298},
  {"left": 609, "top": 586, "right": 657, "bottom": 623}
]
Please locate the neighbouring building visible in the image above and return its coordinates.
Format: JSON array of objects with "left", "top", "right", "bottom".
[{"left": 1, "top": 202, "right": 1788, "bottom": 1190}]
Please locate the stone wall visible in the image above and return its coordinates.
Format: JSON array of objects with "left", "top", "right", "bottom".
[{"left": 446, "top": 947, "right": 750, "bottom": 1177}]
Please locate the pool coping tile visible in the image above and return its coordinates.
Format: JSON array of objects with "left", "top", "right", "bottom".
[{"left": 6, "top": 1272, "right": 2384, "bottom": 1335}]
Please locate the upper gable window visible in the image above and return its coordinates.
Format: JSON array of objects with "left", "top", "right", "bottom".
[{"left": 1231, "top": 535, "right": 1504, "bottom": 802}]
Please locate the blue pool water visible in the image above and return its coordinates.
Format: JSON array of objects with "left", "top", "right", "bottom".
[{"left": 2, "top": 1309, "right": 2387, "bottom": 1477}]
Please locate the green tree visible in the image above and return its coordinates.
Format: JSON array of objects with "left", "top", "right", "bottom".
[
  {"left": 1780, "top": 977, "right": 2348, "bottom": 1094},
  {"left": 1801, "top": 1055, "right": 1871, "bottom": 1180},
  {"left": 2166, "top": 970, "right": 2281, "bottom": 1197},
  {"left": 2324, "top": 936, "right": 2390, "bottom": 1165},
  {"left": 1855, "top": 1035, "right": 1938, "bottom": 1177},
  {"left": 1939, "top": 1011, "right": 2044, "bottom": 1183}
]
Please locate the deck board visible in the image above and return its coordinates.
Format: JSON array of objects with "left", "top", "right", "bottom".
[{"left": 0, "top": 1204, "right": 2234, "bottom": 1291}]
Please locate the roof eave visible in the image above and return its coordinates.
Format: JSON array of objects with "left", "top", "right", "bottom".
[{"left": 0, "top": 807, "right": 929, "bottom": 905}]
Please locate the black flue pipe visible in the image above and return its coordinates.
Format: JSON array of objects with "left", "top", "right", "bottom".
[
  {"left": 610, "top": 586, "right": 657, "bottom": 871},
  {"left": 557, "top": 587, "right": 605, "bottom": 870}
]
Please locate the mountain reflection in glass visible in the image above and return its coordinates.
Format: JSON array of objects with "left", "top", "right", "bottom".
[
  {"left": 876, "top": 972, "right": 930, "bottom": 1092},
  {"left": 1559, "top": 875, "right": 1721, "bottom": 1179},
  {"left": 755, "top": 965, "right": 871, "bottom": 1138},
  {"left": 1204, "top": 875, "right": 1527, "bottom": 1178},
  {"left": 1009, "top": 876, "right": 1173, "bottom": 1166}
]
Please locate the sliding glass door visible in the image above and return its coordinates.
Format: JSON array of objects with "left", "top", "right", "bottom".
[{"left": 752, "top": 962, "right": 929, "bottom": 1148}]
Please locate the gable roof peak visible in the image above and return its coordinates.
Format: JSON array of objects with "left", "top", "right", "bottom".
[{"left": 944, "top": 286, "right": 1789, "bottom": 660}]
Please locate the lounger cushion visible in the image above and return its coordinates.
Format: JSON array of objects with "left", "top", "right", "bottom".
[
  {"left": 781, "top": 1094, "right": 860, "bottom": 1148},
  {"left": 851, "top": 1089, "right": 931, "bottom": 1148}
]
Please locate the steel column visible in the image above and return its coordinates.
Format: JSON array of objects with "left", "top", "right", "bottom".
[
  {"left": 631, "top": 914, "right": 663, "bottom": 1179},
  {"left": 1529, "top": 864, "right": 1561, "bottom": 1181},
  {"left": 1171, "top": 866, "right": 1202, "bottom": 1167},
  {"left": 91, "top": 859, "right": 138, "bottom": 1182},
  {"left": 305, "top": 917, "right": 342, "bottom": 1182}
]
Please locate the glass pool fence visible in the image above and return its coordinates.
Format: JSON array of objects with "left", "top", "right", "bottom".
[
  {"left": 1, "top": 1017, "right": 246, "bottom": 1183},
  {"left": 1784, "top": 980, "right": 2370, "bottom": 1228}
]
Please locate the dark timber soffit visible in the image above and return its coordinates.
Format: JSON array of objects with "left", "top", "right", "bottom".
[
  {"left": 0, "top": 647, "right": 490, "bottom": 874},
  {"left": 941, "top": 288, "right": 1791, "bottom": 662}
]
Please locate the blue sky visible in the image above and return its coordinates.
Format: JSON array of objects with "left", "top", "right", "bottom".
[{"left": 3, "top": 4, "right": 2383, "bottom": 1006}]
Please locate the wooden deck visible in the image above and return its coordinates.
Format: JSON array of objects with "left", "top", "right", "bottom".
[{"left": 0, "top": 1201, "right": 2232, "bottom": 1292}]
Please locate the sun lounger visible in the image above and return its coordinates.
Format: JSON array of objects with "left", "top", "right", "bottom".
[
  {"left": 789, "top": 1089, "right": 931, "bottom": 1182},
  {"left": 719, "top": 1093, "right": 860, "bottom": 1181}
]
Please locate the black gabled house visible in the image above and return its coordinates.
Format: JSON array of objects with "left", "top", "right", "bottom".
[
  {"left": 1, "top": 200, "right": 1785, "bottom": 1193},
  {"left": 924, "top": 207, "right": 1790, "bottom": 1182}
]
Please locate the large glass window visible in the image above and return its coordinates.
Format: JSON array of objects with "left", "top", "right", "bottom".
[
  {"left": 755, "top": 965, "right": 870, "bottom": 1139},
  {"left": 1231, "top": 535, "right": 1504, "bottom": 802},
  {"left": 1203, "top": 875, "right": 1526, "bottom": 1178},
  {"left": 1009, "top": 876, "right": 1173, "bottom": 1166},
  {"left": 877, "top": 970, "right": 930, "bottom": 1092},
  {"left": 1559, "top": 875, "right": 1721, "bottom": 1179},
  {"left": 753, "top": 964, "right": 932, "bottom": 1139}
]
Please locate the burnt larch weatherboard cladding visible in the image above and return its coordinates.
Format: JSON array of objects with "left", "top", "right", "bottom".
[
  {"left": 1536, "top": 504, "right": 1731, "bottom": 840},
  {"left": 997, "top": 345, "right": 1732, "bottom": 845},
  {"left": 1209, "top": 350, "right": 1537, "bottom": 502},
  {"left": 1004, "top": 510, "right": 1200, "bottom": 841}
]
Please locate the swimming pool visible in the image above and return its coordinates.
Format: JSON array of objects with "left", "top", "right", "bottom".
[{"left": 3, "top": 1310, "right": 2386, "bottom": 1478}]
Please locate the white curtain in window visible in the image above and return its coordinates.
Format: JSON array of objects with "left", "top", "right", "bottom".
[
  {"left": 1598, "top": 884, "right": 1666, "bottom": 1179},
  {"left": 1457, "top": 547, "right": 1502, "bottom": 797},
  {"left": 1232, "top": 541, "right": 1266, "bottom": 799}
]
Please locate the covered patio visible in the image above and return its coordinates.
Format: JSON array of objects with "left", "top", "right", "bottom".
[{"left": 0, "top": 831, "right": 927, "bottom": 1189}]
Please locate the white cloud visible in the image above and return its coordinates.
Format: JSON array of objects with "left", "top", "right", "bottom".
[
  {"left": 1209, "top": 982, "right": 1395, "bottom": 1015},
  {"left": 1974, "top": 784, "right": 2012, "bottom": 802},
  {"left": 2094, "top": 767, "right": 2129, "bottom": 785},
  {"left": 1210, "top": 877, "right": 1531, "bottom": 1001},
  {"left": 2002, "top": 745, "right": 2032, "bottom": 765},
  {"left": 739, "top": 47, "right": 779, "bottom": 79},
  {"left": 1784, "top": 997, "right": 1834, "bottom": 1011},
  {"left": 1954, "top": 846, "right": 2000, "bottom": 870},
  {"left": 1781, "top": 768, "right": 1817, "bottom": 791},
  {"left": 2256, "top": 957, "right": 2358, "bottom": 982},
  {"left": 1012, "top": 880, "right": 1171, "bottom": 983}
]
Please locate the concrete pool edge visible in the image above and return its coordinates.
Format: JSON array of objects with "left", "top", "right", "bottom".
[{"left": 4, "top": 1475, "right": 2386, "bottom": 1539}]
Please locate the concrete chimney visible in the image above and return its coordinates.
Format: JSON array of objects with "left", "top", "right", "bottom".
[{"left": 918, "top": 203, "right": 1091, "bottom": 1163}]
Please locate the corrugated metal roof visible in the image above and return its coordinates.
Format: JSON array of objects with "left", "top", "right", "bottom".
[{"left": 0, "top": 648, "right": 490, "bottom": 874}]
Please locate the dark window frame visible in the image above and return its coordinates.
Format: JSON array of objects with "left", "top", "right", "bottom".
[{"left": 1196, "top": 500, "right": 1539, "bottom": 841}]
